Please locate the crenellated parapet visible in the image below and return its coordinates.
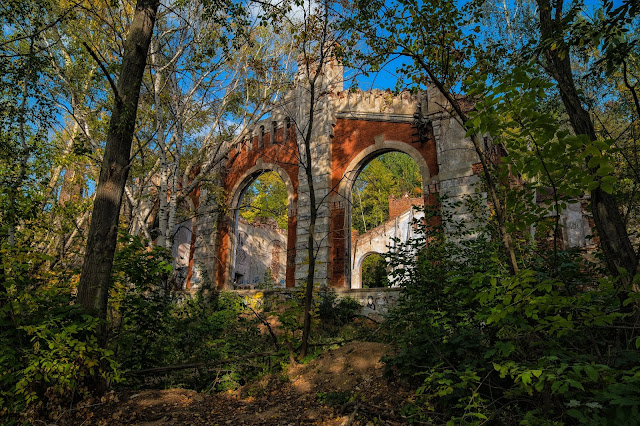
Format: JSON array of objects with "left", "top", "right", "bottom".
[{"left": 332, "top": 89, "right": 420, "bottom": 122}]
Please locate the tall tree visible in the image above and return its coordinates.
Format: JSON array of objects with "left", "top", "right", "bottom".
[
  {"left": 0, "top": 0, "right": 58, "bottom": 248},
  {"left": 77, "top": 0, "right": 159, "bottom": 326},
  {"left": 346, "top": 0, "right": 640, "bottom": 280},
  {"left": 535, "top": 0, "right": 638, "bottom": 282},
  {"left": 260, "top": 0, "right": 351, "bottom": 356},
  {"left": 144, "top": 6, "right": 294, "bottom": 250}
]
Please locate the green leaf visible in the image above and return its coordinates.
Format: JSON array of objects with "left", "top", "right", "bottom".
[
  {"left": 567, "top": 409, "right": 587, "bottom": 421},
  {"left": 584, "top": 365, "right": 598, "bottom": 381},
  {"left": 584, "top": 180, "right": 599, "bottom": 192},
  {"left": 601, "top": 181, "right": 614, "bottom": 194}
]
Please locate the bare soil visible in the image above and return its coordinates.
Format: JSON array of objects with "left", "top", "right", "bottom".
[{"left": 59, "top": 342, "right": 414, "bottom": 425}]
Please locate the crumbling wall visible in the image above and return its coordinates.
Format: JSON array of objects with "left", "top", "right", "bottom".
[{"left": 350, "top": 205, "right": 425, "bottom": 289}]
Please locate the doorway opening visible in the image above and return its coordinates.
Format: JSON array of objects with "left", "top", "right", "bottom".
[
  {"left": 349, "top": 151, "right": 425, "bottom": 288},
  {"left": 233, "top": 170, "right": 289, "bottom": 289}
]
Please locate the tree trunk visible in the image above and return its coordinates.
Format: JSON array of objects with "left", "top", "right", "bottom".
[
  {"left": 151, "top": 36, "right": 171, "bottom": 248},
  {"left": 166, "top": 71, "right": 184, "bottom": 250},
  {"left": 300, "top": 69, "right": 321, "bottom": 358},
  {"left": 537, "top": 0, "right": 638, "bottom": 282},
  {"left": 77, "top": 0, "right": 160, "bottom": 327}
]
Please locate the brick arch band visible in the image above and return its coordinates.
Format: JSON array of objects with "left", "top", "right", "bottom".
[
  {"left": 337, "top": 139, "right": 432, "bottom": 200},
  {"left": 229, "top": 161, "right": 297, "bottom": 212}
]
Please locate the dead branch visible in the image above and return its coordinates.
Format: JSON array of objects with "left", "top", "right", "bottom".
[{"left": 126, "top": 351, "right": 275, "bottom": 376}]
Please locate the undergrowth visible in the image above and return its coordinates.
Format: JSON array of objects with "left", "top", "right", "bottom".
[{"left": 382, "top": 202, "right": 640, "bottom": 425}]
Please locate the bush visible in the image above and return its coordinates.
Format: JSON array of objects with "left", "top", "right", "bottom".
[
  {"left": 0, "top": 245, "right": 119, "bottom": 423},
  {"left": 108, "top": 233, "right": 276, "bottom": 391},
  {"left": 384, "top": 204, "right": 640, "bottom": 424},
  {"left": 317, "top": 287, "right": 361, "bottom": 327}
]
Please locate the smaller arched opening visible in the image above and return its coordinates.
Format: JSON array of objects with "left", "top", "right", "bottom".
[{"left": 359, "top": 252, "right": 389, "bottom": 289}]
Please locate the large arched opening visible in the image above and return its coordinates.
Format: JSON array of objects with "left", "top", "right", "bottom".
[
  {"left": 338, "top": 141, "right": 431, "bottom": 289},
  {"left": 227, "top": 163, "right": 296, "bottom": 289}
]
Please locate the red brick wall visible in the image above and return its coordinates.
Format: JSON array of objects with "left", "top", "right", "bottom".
[
  {"left": 330, "top": 205, "right": 346, "bottom": 287},
  {"left": 330, "top": 119, "right": 438, "bottom": 190},
  {"left": 215, "top": 116, "right": 442, "bottom": 289},
  {"left": 389, "top": 195, "right": 425, "bottom": 220}
]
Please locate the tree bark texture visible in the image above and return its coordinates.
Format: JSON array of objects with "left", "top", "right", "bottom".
[
  {"left": 300, "top": 76, "right": 318, "bottom": 358},
  {"left": 77, "top": 0, "right": 160, "bottom": 323},
  {"left": 537, "top": 0, "right": 638, "bottom": 281}
]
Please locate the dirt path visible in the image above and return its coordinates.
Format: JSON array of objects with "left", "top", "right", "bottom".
[{"left": 62, "top": 342, "right": 414, "bottom": 425}]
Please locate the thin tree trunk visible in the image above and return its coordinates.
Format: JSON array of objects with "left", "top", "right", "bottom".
[
  {"left": 151, "top": 36, "right": 170, "bottom": 248},
  {"left": 300, "top": 58, "right": 324, "bottom": 357},
  {"left": 300, "top": 78, "right": 317, "bottom": 358},
  {"left": 77, "top": 0, "right": 160, "bottom": 329},
  {"left": 537, "top": 0, "right": 638, "bottom": 283},
  {"left": 166, "top": 72, "right": 184, "bottom": 249}
]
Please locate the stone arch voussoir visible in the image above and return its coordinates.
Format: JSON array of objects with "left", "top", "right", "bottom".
[
  {"left": 229, "top": 161, "right": 297, "bottom": 213},
  {"left": 338, "top": 139, "right": 432, "bottom": 203}
]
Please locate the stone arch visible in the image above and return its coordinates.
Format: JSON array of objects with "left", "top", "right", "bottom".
[
  {"left": 339, "top": 139, "right": 432, "bottom": 288},
  {"left": 352, "top": 251, "right": 386, "bottom": 289},
  {"left": 225, "top": 162, "right": 297, "bottom": 289},
  {"left": 337, "top": 139, "right": 432, "bottom": 201},
  {"left": 229, "top": 161, "right": 296, "bottom": 213}
]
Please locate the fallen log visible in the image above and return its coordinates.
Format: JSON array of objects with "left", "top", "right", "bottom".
[{"left": 126, "top": 351, "right": 276, "bottom": 376}]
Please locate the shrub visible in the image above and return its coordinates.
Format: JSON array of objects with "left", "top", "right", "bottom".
[
  {"left": 0, "top": 245, "right": 119, "bottom": 423},
  {"left": 317, "top": 287, "right": 361, "bottom": 327},
  {"left": 384, "top": 204, "right": 640, "bottom": 424},
  {"left": 108, "top": 233, "right": 275, "bottom": 391}
]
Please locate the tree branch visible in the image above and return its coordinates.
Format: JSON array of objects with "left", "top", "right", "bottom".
[{"left": 82, "top": 41, "right": 121, "bottom": 102}]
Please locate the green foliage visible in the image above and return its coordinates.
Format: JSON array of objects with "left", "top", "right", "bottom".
[
  {"left": 258, "top": 269, "right": 277, "bottom": 290},
  {"left": 274, "top": 288, "right": 306, "bottom": 350},
  {"left": 352, "top": 152, "right": 422, "bottom": 233},
  {"left": 0, "top": 0, "right": 57, "bottom": 249},
  {"left": 109, "top": 233, "right": 274, "bottom": 391},
  {"left": 384, "top": 203, "right": 640, "bottom": 424},
  {"left": 361, "top": 253, "right": 389, "bottom": 288},
  {"left": 466, "top": 64, "right": 616, "bottom": 199},
  {"left": 239, "top": 171, "right": 289, "bottom": 229},
  {"left": 343, "top": 0, "right": 475, "bottom": 92},
  {"left": 0, "top": 246, "right": 119, "bottom": 422},
  {"left": 317, "top": 287, "right": 361, "bottom": 328}
]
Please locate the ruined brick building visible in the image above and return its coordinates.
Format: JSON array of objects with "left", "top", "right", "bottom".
[{"left": 172, "top": 58, "right": 590, "bottom": 291}]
